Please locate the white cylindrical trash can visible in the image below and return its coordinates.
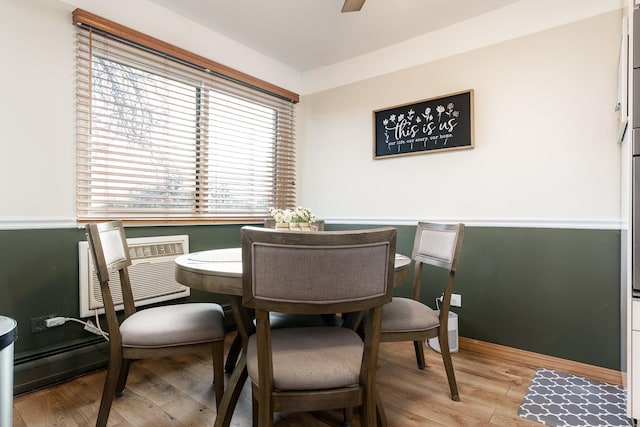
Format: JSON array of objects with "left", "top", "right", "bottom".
[
  {"left": 0, "top": 316, "right": 17, "bottom": 427},
  {"left": 427, "top": 311, "right": 458, "bottom": 353}
]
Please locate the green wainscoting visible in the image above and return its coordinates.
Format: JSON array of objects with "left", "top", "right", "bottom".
[
  {"left": 0, "top": 223, "right": 621, "bottom": 394},
  {"left": 0, "top": 224, "right": 245, "bottom": 393},
  {"left": 326, "top": 224, "right": 621, "bottom": 370}
]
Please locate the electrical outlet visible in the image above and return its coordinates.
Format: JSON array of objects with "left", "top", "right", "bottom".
[
  {"left": 30, "top": 314, "right": 57, "bottom": 333},
  {"left": 451, "top": 294, "right": 462, "bottom": 307}
]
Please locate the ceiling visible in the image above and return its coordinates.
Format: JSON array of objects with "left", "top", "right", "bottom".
[{"left": 146, "top": 0, "right": 521, "bottom": 72}]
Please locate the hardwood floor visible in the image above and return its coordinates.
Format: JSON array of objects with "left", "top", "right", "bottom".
[{"left": 12, "top": 332, "right": 544, "bottom": 426}]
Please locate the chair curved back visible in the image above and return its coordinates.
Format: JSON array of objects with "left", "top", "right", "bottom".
[
  {"left": 242, "top": 226, "right": 395, "bottom": 314},
  {"left": 412, "top": 222, "right": 464, "bottom": 271},
  {"left": 85, "top": 221, "right": 137, "bottom": 341},
  {"left": 411, "top": 222, "right": 464, "bottom": 304}
]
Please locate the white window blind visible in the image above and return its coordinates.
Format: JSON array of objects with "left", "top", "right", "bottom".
[{"left": 75, "top": 17, "right": 296, "bottom": 223}]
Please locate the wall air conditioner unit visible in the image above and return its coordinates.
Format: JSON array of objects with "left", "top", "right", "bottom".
[{"left": 78, "top": 235, "right": 190, "bottom": 318}]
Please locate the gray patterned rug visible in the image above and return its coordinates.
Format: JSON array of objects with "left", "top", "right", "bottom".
[{"left": 518, "top": 368, "right": 632, "bottom": 427}]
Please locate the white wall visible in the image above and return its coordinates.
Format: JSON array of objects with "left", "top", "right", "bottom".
[
  {"left": 0, "top": 0, "right": 76, "bottom": 226},
  {"left": 0, "top": 0, "right": 623, "bottom": 229},
  {"left": 299, "top": 11, "right": 623, "bottom": 228}
]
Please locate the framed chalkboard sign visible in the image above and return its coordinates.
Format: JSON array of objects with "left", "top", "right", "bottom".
[{"left": 373, "top": 90, "right": 474, "bottom": 159}]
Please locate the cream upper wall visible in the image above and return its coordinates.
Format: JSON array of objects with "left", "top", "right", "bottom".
[
  {"left": 299, "top": 11, "right": 622, "bottom": 227},
  {"left": 0, "top": 0, "right": 624, "bottom": 228},
  {"left": 0, "top": 0, "right": 77, "bottom": 226}
]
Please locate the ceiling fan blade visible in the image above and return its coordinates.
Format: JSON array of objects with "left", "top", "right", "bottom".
[{"left": 341, "top": 0, "right": 365, "bottom": 13}]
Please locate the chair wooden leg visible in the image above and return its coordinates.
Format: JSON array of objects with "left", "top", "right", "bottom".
[
  {"left": 212, "top": 340, "right": 225, "bottom": 409},
  {"left": 343, "top": 407, "right": 353, "bottom": 427},
  {"left": 375, "top": 389, "right": 388, "bottom": 427},
  {"left": 251, "top": 390, "right": 258, "bottom": 427},
  {"left": 96, "top": 354, "right": 122, "bottom": 427},
  {"left": 413, "top": 340, "right": 426, "bottom": 370},
  {"left": 115, "top": 359, "right": 131, "bottom": 396},
  {"left": 254, "top": 387, "right": 273, "bottom": 427},
  {"left": 438, "top": 331, "right": 460, "bottom": 401},
  {"left": 360, "top": 389, "right": 377, "bottom": 427},
  {"left": 215, "top": 346, "right": 249, "bottom": 427},
  {"left": 257, "top": 398, "right": 273, "bottom": 427},
  {"left": 225, "top": 333, "right": 242, "bottom": 373}
]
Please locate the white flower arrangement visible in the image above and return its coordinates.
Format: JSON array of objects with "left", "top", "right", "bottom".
[{"left": 269, "top": 207, "right": 316, "bottom": 224}]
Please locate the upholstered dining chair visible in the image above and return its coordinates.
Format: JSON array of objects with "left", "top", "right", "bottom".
[
  {"left": 85, "top": 221, "right": 226, "bottom": 427},
  {"left": 378, "top": 222, "right": 464, "bottom": 401},
  {"left": 241, "top": 226, "right": 396, "bottom": 427}
]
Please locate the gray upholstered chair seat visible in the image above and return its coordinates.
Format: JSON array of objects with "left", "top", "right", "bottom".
[
  {"left": 247, "top": 326, "right": 364, "bottom": 390},
  {"left": 120, "top": 303, "right": 225, "bottom": 348},
  {"left": 381, "top": 297, "right": 439, "bottom": 333}
]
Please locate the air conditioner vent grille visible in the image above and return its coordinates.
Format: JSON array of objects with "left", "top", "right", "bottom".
[
  {"left": 79, "top": 235, "right": 190, "bottom": 318},
  {"left": 129, "top": 242, "right": 185, "bottom": 260},
  {"left": 91, "top": 259, "right": 184, "bottom": 307}
]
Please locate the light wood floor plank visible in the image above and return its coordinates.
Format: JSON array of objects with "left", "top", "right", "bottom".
[
  {"left": 159, "top": 395, "right": 216, "bottom": 426},
  {"left": 110, "top": 390, "right": 186, "bottom": 426},
  {"left": 12, "top": 333, "right": 555, "bottom": 426}
]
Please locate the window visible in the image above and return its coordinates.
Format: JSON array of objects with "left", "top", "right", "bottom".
[{"left": 74, "top": 10, "right": 297, "bottom": 223}]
